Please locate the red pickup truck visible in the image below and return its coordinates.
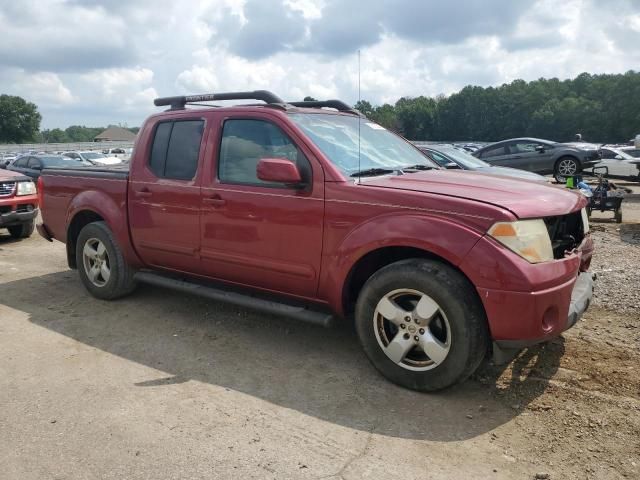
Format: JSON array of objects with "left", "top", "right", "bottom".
[
  {"left": 0, "top": 167, "right": 38, "bottom": 238},
  {"left": 37, "top": 91, "right": 594, "bottom": 391}
]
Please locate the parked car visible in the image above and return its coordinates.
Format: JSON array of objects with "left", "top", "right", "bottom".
[
  {"left": 596, "top": 146, "right": 640, "bottom": 181},
  {"left": 8, "top": 154, "right": 90, "bottom": 180},
  {"left": 417, "top": 144, "right": 548, "bottom": 183},
  {"left": 473, "top": 137, "right": 602, "bottom": 183},
  {"left": 0, "top": 168, "right": 39, "bottom": 238},
  {"left": 1, "top": 154, "right": 17, "bottom": 168},
  {"left": 63, "top": 151, "right": 123, "bottom": 166},
  {"left": 101, "top": 147, "right": 132, "bottom": 161},
  {"left": 37, "top": 90, "right": 594, "bottom": 392}
]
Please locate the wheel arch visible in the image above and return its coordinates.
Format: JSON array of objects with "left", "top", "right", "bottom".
[
  {"left": 66, "top": 210, "right": 105, "bottom": 269},
  {"left": 340, "top": 245, "right": 483, "bottom": 319}
]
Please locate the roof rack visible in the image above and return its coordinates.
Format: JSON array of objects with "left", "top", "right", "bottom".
[
  {"left": 154, "top": 90, "right": 285, "bottom": 110},
  {"left": 153, "top": 91, "right": 363, "bottom": 116},
  {"left": 288, "top": 100, "right": 364, "bottom": 117}
]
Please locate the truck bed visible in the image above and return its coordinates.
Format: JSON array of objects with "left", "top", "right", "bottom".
[{"left": 39, "top": 166, "right": 130, "bottom": 246}]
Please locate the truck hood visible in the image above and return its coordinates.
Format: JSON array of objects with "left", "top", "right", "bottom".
[
  {"left": 0, "top": 168, "right": 30, "bottom": 181},
  {"left": 363, "top": 170, "right": 585, "bottom": 218}
]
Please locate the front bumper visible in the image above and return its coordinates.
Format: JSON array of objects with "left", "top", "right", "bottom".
[
  {"left": 0, "top": 207, "right": 38, "bottom": 227},
  {"left": 493, "top": 271, "right": 594, "bottom": 350}
]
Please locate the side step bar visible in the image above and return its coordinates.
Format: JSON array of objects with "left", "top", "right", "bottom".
[{"left": 134, "top": 271, "right": 335, "bottom": 328}]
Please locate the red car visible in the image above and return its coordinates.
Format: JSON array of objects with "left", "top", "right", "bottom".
[
  {"left": 0, "top": 167, "right": 38, "bottom": 238},
  {"left": 37, "top": 91, "right": 594, "bottom": 391}
]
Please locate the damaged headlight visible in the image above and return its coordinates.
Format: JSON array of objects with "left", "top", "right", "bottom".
[{"left": 488, "top": 219, "right": 553, "bottom": 264}]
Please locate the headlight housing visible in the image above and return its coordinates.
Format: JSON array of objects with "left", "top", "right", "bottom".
[
  {"left": 16, "top": 181, "right": 37, "bottom": 196},
  {"left": 488, "top": 219, "right": 553, "bottom": 263}
]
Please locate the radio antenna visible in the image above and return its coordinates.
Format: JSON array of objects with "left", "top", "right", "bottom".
[{"left": 357, "top": 49, "right": 362, "bottom": 184}]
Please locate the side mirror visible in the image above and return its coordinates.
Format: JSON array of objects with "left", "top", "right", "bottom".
[
  {"left": 445, "top": 162, "right": 460, "bottom": 169},
  {"left": 257, "top": 158, "right": 303, "bottom": 186},
  {"left": 32, "top": 164, "right": 42, "bottom": 170},
  {"left": 614, "top": 155, "right": 623, "bottom": 160},
  {"left": 535, "top": 145, "right": 545, "bottom": 152}
]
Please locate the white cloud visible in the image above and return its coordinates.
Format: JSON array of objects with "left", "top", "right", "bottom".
[{"left": 0, "top": 0, "right": 638, "bottom": 128}]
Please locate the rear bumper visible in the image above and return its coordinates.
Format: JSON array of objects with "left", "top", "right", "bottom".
[
  {"left": 492, "top": 271, "right": 594, "bottom": 349},
  {"left": 0, "top": 207, "right": 38, "bottom": 227}
]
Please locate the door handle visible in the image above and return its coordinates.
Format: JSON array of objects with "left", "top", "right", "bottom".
[
  {"left": 203, "top": 195, "right": 226, "bottom": 207},
  {"left": 135, "top": 188, "right": 152, "bottom": 198}
]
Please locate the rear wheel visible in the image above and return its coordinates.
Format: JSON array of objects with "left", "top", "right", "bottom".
[
  {"left": 8, "top": 220, "right": 34, "bottom": 239},
  {"left": 355, "top": 259, "right": 489, "bottom": 392},
  {"left": 554, "top": 157, "right": 580, "bottom": 183},
  {"left": 76, "top": 221, "right": 136, "bottom": 300}
]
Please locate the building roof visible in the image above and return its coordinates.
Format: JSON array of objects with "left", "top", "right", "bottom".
[{"left": 94, "top": 126, "right": 137, "bottom": 142}]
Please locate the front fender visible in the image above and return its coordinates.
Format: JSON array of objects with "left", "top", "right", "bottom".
[{"left": 319, "top": 213, "right": 484, "bottom": 315}]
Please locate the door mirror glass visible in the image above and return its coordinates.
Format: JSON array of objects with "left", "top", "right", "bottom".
[
  {"left": 535, "top": 145, "right": 545, "bottom": 152},
  {"left": 445, "top": 162, "right": 460, "bottom": 169},
  {"left": 256, "top": 158, "right": 303, "bottom": 185}
]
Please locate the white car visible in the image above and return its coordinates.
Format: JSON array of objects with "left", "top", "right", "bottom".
[
  {"left": 101, "top": 147, "right": 131, "bottom": 161},
  {"left": 63, "top": 151, "right": 123, "bottom": 166},
  {"left": 595, "top": 147, "right": 640, "bottom": 181}
]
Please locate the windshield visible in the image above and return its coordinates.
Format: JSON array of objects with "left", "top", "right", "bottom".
[
  {"left": 81, "top": 152, "right": 107, "bottom": 160},
  {"left": 289, "top": 113, "right": 437, "bottom": 175},
  {"left": 432, "top": 146, "right": 490, "bottom": 168}
]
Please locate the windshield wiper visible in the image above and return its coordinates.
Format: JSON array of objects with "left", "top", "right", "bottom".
[
  {"left": 350, "top": 167, "right": 403, "bottom": 177},
  {"left": 402, "top": 164, "right": 437, "bottom": 171}
]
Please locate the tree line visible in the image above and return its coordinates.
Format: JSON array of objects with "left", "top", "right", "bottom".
[
  {"left": 2, "top": 70, "right": 639, "bottom": 144},
  {"left": 355, "top": 70, "right": 640, "bottom": 143}
]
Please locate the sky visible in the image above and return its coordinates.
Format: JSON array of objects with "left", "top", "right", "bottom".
[{"left": 1, "top": 0, "right": 639, "bottom": 129}]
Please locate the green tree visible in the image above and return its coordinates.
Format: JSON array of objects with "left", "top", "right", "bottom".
[{"left": 0, "top": 95, "right": 42, "bottom": 143}]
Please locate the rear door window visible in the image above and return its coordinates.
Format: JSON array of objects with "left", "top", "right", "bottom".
[
  {"left": 149, "top": 120, "right": 204, "bottom": 180},
  {"left": 480, "top": 146, "right": 506, "bottom": 158}
]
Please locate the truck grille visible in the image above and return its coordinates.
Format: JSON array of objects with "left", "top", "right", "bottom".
[
  {"left": 0, "top": 181, "right": 16, "bottom": 197},
  {"left": 544, "top": 210, "right": 586, "bottom": 259}
]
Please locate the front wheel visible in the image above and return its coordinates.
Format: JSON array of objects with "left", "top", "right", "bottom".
[
  {"left": 8, "top": 220, "right": 35, "bottom": 239},
  {"left": 355, "top": 259, "right": 489, "bottom": 392},
  {"left": 554, "top": 157, "right": 580, "bottom": 183},
  {"left": 76, "top": 221, "right": 136, "bottom": 300}
]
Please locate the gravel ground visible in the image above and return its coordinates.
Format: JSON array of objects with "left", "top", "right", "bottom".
[
  {"left": 589, "top": 189, "right": 640, "bottom": 314},
  {"left": 1, "top": 188, "right": 639, "bottom": 480}
]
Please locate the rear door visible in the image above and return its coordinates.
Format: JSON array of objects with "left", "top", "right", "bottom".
[
  {"left": 478, "top": 144, "right": 510, "bottom": 166},
  {"left": 508, "top": 140, "right": 554, "bottom": 172},
  {"left": 128, "top": 116, "right": 207, "bottom": 273},
  {"left": 198, "top": 112, "right": 325, "bottom": 298}
]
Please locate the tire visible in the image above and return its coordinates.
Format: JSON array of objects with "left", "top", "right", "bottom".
[
  {"left": 615, "top": 209, "right": 622, "bottom": 224},
  {"left": 354, "top": 258, "right": 489, "bottom": 392},
  {"left": 554, "top": 156, "right": 581, "bottom": 183},
  {"left": 75, "top": 221, "right": 136, "bottom": 300},
  {"left": 8, "top": 220, "right": 35, "bottom": 239}
]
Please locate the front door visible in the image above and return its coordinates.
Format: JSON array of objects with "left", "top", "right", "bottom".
[
  {"left": 199, "top": 114, "right": 324, "bottom": 298},
  {"left": 128, "top": 118, "right": 206, "bottom": 273}
]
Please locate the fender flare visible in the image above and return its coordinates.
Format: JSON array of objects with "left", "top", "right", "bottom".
[{"left": 320, "top": 213, "right": 485, "bottom": 314}]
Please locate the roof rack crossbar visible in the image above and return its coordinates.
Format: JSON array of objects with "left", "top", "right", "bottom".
[
  {"left": 154, "top": 90, "right": 285, "bottom": 110},
  {"left": 288, "top": 100, "right": 364, "bottom": 116}
]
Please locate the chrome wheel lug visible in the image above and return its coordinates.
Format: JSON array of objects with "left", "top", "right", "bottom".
[
  {"left": 414, "top": 335, "right": 419, "bottom": 342},
  {"left": 403, "top": 333, "right": 410, "bottom": 340},
  {"left": 404, "top": 316, "right": 411, "bottom": 322},
  {"left": 419, "top": 328, "right": 425, "bottom": 335},
  {"left": 400, "top": 324, "right": 406, "bottom": 329}
]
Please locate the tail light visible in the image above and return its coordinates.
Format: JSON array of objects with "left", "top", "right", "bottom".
[{"left": 37, "top": 176, "right": 44, "bottom": 209}]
